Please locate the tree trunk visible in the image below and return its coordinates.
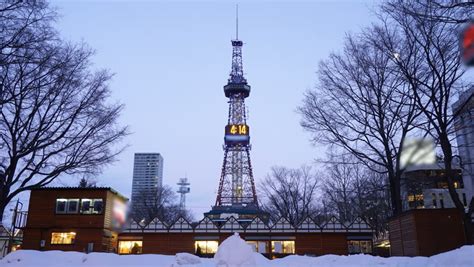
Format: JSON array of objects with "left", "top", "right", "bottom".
[
  {"left": 388, "top": 170, "right": 403, "bottom": 216},
  {"left": 0, "top": 195, "right": 7, "bottom": 225},
  {"left": 0, "top": 177, "right": 9, "bottom": 225},
  {"left": 462, "top": 213, "right": 473, "bottom": 244},
  {"left": 440, "top": 135, "right": 473, "bottom": 244}
]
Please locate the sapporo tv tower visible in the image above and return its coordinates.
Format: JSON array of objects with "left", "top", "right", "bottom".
[{"left": 205, "top": 7, "right": 268, "bottom": 222}]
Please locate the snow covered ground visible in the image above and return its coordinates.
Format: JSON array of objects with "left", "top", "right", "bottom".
[{"left": 1, "top": 234, "right": 473, "bottom": 267}]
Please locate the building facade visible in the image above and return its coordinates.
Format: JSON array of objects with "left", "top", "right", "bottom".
[
  {"left": 389, "top": 208, "right": 466, "bottom": 256},
  {"left": 131, "top": 153, "right": 164, "bottom": 217},
  {"left": 20, "top": 187, "right": 374, "bottom": 257},
  {"left": 119, "top": 215, "right": 373, "bottom": 257},
  {"left": 401, "top": 163, "right": 469, "bottom": 211},
  {"left": 22, "top": 188, "right": 128, "bottom": 253},
  {"left": 453, "top": 87, "right": 474, "bottom": 205}
]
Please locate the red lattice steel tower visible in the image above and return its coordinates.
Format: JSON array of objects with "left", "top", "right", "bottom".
[{"left": 214, "top": 26, "right": 258, "bottom": 208}]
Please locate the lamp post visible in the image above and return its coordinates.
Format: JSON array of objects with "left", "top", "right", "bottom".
[{"left": 7, "top": 199, "right": 23, "bottom": 254}]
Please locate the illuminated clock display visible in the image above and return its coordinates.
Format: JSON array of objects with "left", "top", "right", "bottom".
[
  {"left": 224, "top": 124, "right": 250, "bottom": 145},
  {"left": 225, "top": 124, "right": 249, "bottom": 135}
]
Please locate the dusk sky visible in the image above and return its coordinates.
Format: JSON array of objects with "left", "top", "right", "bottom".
[{"left": 47, "top": 0, "right": 378, "bottom": 217}]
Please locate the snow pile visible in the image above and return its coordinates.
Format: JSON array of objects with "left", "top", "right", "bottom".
[
  {"left": 176, "top": 253, "right": 201, "bottom": 265},
  {"left": 214, "top": 233, "right": 255, "bottom": 267},
  {"left": 1, "top": 242, "right": 474, "bottom": 267}
]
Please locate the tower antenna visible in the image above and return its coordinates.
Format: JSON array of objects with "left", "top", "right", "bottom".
[{"left": 236, "top": 4, "right": 239, "bottom": 40}]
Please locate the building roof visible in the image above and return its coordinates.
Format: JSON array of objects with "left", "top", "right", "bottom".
[
  {"left": 404, "top": 162, "right": 461, "bottom": 172},
  {"left": 31, "top": 187, "right": 129, "bottom": 201},
  {"left": 204, "top": 204, "right": 269, "bottom": 216}
]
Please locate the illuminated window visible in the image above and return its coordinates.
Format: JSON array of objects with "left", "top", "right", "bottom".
[
  {"left": 271, "top": 241, "right": 295, "bottom": 254},
  {"left": 81, "top": 199, "right": 104, "bottom": 214},
  {"left": 408, "top": 194, "right": 424, "bottom": 209},
  {"left": 454, "top": 181, "right": 460, "bottom": 188},
  {"left": 348, "top": 240, "right": 372, "bottom": 254},
  {"left": 51, "top": 232, "right": 76, "bottom": 244},
  {"left": 118, "top": 241, "right": 143, "bottom": 254},
  {"left": 194, "top": 241, "right": 218, "bottom": 254},
  {"left": 246, "top": 241, "right": 268, "bottom": 253}
]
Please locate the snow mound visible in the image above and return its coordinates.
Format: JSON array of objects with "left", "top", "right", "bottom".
[
  {"left": 1, "top": 245, "right": 474, "bottom": 267},
  {"left": 214, "top": 233, "right": 256, "bottom": 267},
  {"left": 176, "top": 253, "right": 201, "bottom": 265}
]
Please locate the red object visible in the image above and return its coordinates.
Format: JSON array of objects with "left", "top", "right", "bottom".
[{"left": 462, "top": 22, "right": 474, "bottom": 66}]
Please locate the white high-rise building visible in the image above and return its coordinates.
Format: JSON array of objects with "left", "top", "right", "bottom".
[
  {"left": 130, "top": 153, "right": 164, "bottom": 218},
  {"left": 454, "top": 87, "right": 474, "bottom": 206}
]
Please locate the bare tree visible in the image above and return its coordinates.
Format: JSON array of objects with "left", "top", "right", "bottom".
[
  {"left": 259, "top": 165, "right": 319, "bottom": 226},
  {"left": 381, "top": 0, "right": 474, "bottom": 244},
  {"left": 131, "top": 186, "right": 193, "bottom": 224},
  {"left": 78, "top": 177, "right": 97, "bottom": 188},
  {"left": 1, "top": 1, "right": 56, "bottom": 109},
  {"left": 321, "top": 153, "right": 392, "bottom": 235},
  {"left": 131, "top": 186, "right": 175, "bottom": 224},
  {"left": 0, "top": 1, "right": 128, "bottom": 223},
  {"left": 384, "top": 0, "right": 473, "bottom": 24},
  {"left": 298, "top": 27, "right": 422, "bottom": 216},
  {"left": 322, "top": 154, "right": 356, "bottom": 223}
]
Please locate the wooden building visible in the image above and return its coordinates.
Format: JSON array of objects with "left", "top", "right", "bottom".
[
  {"left": 20, "top": 187, "right": 374, "bottom": 257},
  {"left": 389, "top": 208, "right": 466, "bottom": 256},
  {"left": 22, "top": 187, "right": 128, "bottom": 253},
  {"left": 119, "top": 215, "right": 374, "bottom": 258}
]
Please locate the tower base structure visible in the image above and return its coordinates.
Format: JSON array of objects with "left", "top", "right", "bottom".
[{"left": 204, "top": 204, "right": 269, "bottom": 224}]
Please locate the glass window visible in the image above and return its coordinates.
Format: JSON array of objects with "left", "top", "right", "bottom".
[
  {"left": 194, "top": 241, "right": 218, "bottom": 254},
  {"left": 118, "top": 241, "right": 143, "bottom": 254},
  {"left": 93, "top": 199, "right": 103, "bottom": 214},
  {"left": 246, "top": 241, "right": 268, "bottom": 253},
  {"left": 67, "top": 199, "right": 79, "bottom": 213},
  {"left": 56, "top": 199, "right": 67, "bottom": 213},
  {"left": 360, "top": 240, "right": 372, "bottom": 253},
  {"left": 81, "top": 199, "right": 104, "bottom": 214},
  {"left": 271, "top": 241, "right": 295, "bottom": 254},
  {"left": 439, "top": 193, "right": 444, "bottom": 208},
  {"left": 431, "top": 193, "right": 437, "bottom": 208},
  {"left": 81, "top": 199, "right": 92, "bottom": 213},
  {"left": 51, "top": 232, "right": 76, "bottom": 244},
  {"left": 348, "top": 240, "right": 372, "bottom": 254}
]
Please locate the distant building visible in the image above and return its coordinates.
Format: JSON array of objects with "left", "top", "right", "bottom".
[
  {"left": 130, "top": 153, "right": 164, "bottom": 218},
  {"left": 453, "top": 87, "right": 474, "bottom": 205},
  {"left": 401, "top": 162, "right": 469, "bottom": 211}
]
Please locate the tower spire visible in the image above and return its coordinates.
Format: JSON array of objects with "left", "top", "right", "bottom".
[
  {"left": 236, "top": 4, "right": 239, "bottom": 40},
  {"left": 227, "top": 5, "right": 247, "bottom": 88}
]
